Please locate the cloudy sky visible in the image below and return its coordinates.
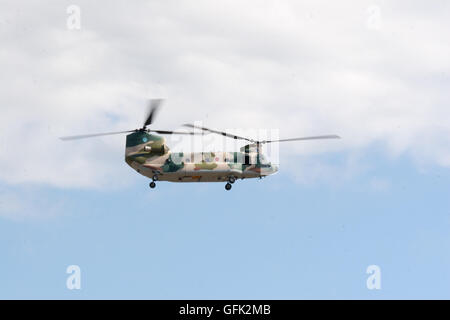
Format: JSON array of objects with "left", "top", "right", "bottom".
[{"left": 1, "top": 0, "right": 450, "bottom": 299}]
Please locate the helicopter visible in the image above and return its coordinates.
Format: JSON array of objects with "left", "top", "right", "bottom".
[{"left": 60, "top": 100, "right": 340, "bottom": 190}]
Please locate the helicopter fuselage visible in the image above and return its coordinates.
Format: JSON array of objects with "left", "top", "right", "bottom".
[{"left": 125, "top": 131, "right": 278, "bottom": 183}]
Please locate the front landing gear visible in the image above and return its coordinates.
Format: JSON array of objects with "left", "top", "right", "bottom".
[
  {"left": 225, "top": 183, "right": 232, "bottom": 191},
  {"left": 149, "top": 181, "right": 156, "bottom": 189}
]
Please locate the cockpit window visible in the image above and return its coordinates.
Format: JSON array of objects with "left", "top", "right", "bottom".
[{"left": 259, "top": 154, "right": 268, "bottom": 164}]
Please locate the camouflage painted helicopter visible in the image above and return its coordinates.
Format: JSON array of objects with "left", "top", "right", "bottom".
[{"left": 61, "top": 100, "right": 340, "bottom": 190}]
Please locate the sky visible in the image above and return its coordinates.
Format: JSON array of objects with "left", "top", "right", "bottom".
[{"left": 1, "top": 0, "right": 450, "bottom": 299}]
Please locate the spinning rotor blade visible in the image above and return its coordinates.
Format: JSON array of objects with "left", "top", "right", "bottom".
[
  {"left": 143, "top": 99, "right": 163, "bottom": 128},
  {"left": 59, "top": 130, "right": 136, "bottom": 141},
  {"left": 261, "top": 135, "right": 341, "bottom": 144},
  {"left": 60, "top": 99, "right": 208, "bottom": 141},
  {"left": 184, "top": 124, "right": 340, "bottom": 145},
  {"left": 150, "top": 129, "right": 206, "bottom": 135},
  {"left": 183, "top": 124, "right": 254, "bottom": 142},
  {"left": 60, "top": 129, "right": 204, "bottom": 141}
]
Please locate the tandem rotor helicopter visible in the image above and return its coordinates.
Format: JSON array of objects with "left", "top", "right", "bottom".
[{"left": 61, "top": 100, "right": 340, "bottom": 190}]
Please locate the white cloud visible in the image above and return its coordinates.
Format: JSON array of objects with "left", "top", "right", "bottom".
[{"left": 0, "top": 0, "right": 449, "bottom": 188}]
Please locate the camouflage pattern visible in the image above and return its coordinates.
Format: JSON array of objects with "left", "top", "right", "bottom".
[{"left": 125, "top": 131, "right": 278, "bottom": 182}]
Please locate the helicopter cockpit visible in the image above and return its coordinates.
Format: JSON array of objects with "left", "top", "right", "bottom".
[{"left": 257, "top": 153, "right": 272, "bottom": 167}]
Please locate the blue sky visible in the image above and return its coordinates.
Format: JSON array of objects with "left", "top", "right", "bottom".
[
  {"left": 1, "top": 1, "right": 450, "bottom": 299},
  {"left": 1, "top": 149, "right": 450, "bottom": 299}
]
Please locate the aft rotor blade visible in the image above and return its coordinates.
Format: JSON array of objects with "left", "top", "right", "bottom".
[
  {"left": 262, "top": 135, "right": 341, "bottom": 143},
  {"left": 143, "top": 99, "right": 163, "bottom": 128},
  {"left": 59, "top": 130, "right": 135, "bottom": 141},
  {"left": 151, "top": 129, "right": 206, "bottom": 135},
  {"left": 183, "top": 124, "right": 254, "bottom": 142}
]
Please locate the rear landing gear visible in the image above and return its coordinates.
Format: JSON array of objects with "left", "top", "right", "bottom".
[
  {"left": 225, "top": 183, "right": 232, "bottom": 191},
  {"left": 149, "top": 174, "right": 159, "bottom": 189},
  {"left": 228, "top": 176, "right": 236, "bottom": 184}
]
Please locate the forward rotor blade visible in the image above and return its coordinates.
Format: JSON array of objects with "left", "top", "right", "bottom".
[
  {"left": 143, "top": 99, "right": 163, "bottom": 128},
  {"left": 183, "top": 124, "right": 254, "bottom": 142},
  {"left": 262, "top": 135, "right": 341, "bottom": 144},
  {"left": 59, "top": 130, "right": 135, "bottom": 141},
  {"left": 151, "top": 129, "right": 206, "bottom": 135}
]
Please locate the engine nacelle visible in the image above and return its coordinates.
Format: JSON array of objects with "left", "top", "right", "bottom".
[{"left": 146, "top": 144, "right": 167, "bottom": 155}]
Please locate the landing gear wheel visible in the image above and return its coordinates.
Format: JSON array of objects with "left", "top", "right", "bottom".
[
  {"left": 149, "top": 181, "right": 156, "bottom": 189},
  {"left": 152, "top": 174, "right": 159, "bottom": 181},
  {"left": 228, "top": 176, "right": 236, "bottom": 184},
  {"left": 225, "top": 183, "right": 232, "bottom": 191}
]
